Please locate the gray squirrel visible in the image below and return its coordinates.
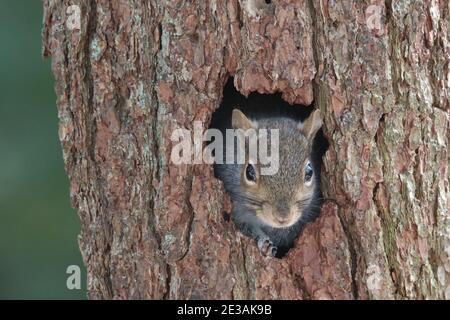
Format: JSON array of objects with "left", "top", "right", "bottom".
[{"left": 214, "top": 105, "right": 324, "bottom": 258}]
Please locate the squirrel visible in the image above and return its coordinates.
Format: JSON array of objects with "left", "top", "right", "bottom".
[{"left": 213, "top": 98, "right": 324, "bottom": 258}]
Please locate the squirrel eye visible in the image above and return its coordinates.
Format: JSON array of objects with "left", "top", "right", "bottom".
[
  {"left": 245, "top": 164, "right": 257, "bottom": 182},
  {"left": 304, "top": 162, "right": 313, "bottom": 183}
]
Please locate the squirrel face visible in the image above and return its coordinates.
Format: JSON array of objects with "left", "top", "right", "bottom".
[{"left": 232, "top": 109, "right": 322, "bottom": 228}]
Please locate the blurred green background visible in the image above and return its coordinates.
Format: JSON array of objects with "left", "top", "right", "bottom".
[{"left": 0, "top": 2, "right": 86, "bottom": 299}]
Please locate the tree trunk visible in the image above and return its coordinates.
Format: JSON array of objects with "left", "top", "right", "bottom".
[{"left": 42, "top": 0, "right": 449, "bottom": 299}]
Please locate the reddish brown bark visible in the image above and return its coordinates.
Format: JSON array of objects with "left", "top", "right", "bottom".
[{"left": 43, "top": 0, "right": 449, "bottom": 299}]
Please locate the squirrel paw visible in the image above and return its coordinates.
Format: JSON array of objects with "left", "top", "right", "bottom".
[{"left": 257, "top": 236, "right": 278, "bottom": 257}]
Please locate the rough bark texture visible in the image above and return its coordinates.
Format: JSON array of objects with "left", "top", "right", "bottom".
[{"left": 42, "top": 0, "right": 449, "bottom": 299}]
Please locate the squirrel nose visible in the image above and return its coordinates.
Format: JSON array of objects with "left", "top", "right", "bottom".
[
  {"left": 276, "top": 216, "right": 289, "bottom": 224},
  {"left": 276, "top": 200, "right": 289, "bottom": 219}
]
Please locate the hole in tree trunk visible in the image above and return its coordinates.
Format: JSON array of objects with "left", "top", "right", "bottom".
[{"left": 209, "top": 78, "right": 329, "bottom": 258}]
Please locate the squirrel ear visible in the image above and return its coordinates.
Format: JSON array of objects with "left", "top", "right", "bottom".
[
  {"left": 299, "top": 109, "right": 322, "bottom": 140},
  {"left": 232, "top": 109, "right": 256, "bottom": 130}
]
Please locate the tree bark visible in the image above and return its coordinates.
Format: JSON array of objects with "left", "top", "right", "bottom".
[{"left": 42, "top": 0, "right": 449, "bottom": 299}]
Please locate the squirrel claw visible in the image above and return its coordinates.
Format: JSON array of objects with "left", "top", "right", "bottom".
[
  {"left": 270, "top": 246, "right": 278, "bottom": 257},
  {"left": 257, "top": 237, "right": 277, "bottom": 257}
]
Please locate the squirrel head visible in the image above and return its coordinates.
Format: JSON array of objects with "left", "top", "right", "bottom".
[{"left": 231, "top": 109, "right": 322, "bottom": 228}]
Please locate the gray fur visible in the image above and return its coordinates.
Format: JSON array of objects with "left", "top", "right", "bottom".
[{"left": 215, "top": 113, "right": 322, "bottom": 258}]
